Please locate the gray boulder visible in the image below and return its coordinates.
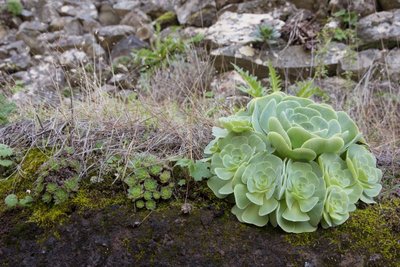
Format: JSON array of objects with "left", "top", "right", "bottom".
[
  {"left": 95, "top": 25, "right": 136, "bottom": 50},
  {"left": 357, "top": 9, "right": 400, "bottom": 48},
  {"left": 211, "top": 42, "right": 348, "bottom": 79},
  {"left": 59, "top": 49, "right": 89, "bottom": 67},
  {"left": 205, "top": 12, "right": 284, "bottom": 47},
  {"left": 174, "top": 0, "right": 217, "bottom": 27}
]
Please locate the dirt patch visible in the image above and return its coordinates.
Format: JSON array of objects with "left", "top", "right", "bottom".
[{"left": 0, "top": 201, "right": 398, "bottom": 267}]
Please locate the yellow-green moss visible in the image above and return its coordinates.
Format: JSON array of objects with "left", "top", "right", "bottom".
[
  {"left": 71, "top": 188, "right": 128, "bottom": 211},
  {"left": 20, "top": 148, "right": 49, "bottom": 176},
  {"left": 285, "top": 199, "right": 400, "bottom": 263},
  {"left": 0, "top": 148, "right": 50, "bottom": 213},
  {"left": 28, "top": 203, "right": 70, "bottom": 228}
]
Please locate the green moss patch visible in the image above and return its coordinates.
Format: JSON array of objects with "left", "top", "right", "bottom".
[{"left": 286, "top": 199, "right": 400, "bottom": 264}]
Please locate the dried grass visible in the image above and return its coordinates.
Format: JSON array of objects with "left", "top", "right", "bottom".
[{"left": 0, "top": 48, "right": 221, "bottom": 180}]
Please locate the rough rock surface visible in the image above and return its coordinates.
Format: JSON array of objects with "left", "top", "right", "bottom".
[
  {"left": 378, "top": 0, "right": 400, "bottom": 11},
  {"left": 174, "top": 0, "right": 217, "bottom": 27},
  {"left": 110, "top": 35, "right": 148, "bottom": 61},
  {"left": 205, "top": 12, "right": 284, "bottom": 47},
  {"left": 328, "top": 0, "right": 376, "bottom": 17},
  {"left": 385, "top": 48, "right": 400, "bottom": 81},
  {"left": 339, "top": 49, "right": 383, "bottom": 77},
  {"left": 95, "top": 25, "right": 136, "bottom": 50},
  {"left": 219, "top": 0, "right": 296, "bottom": 19},
  {"left": 211, "top": 43, "right": 348, "bottom": 79},
  {"left": 11, "top": 62, "right": 65, "bottom": 105},
  {"left": 357, "top": 9, "right": 400, "bottom": 48}
]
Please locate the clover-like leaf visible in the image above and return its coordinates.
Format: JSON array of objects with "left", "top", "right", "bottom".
[{"left": 5, "top": 194, "right": 18, "bottom": 208}]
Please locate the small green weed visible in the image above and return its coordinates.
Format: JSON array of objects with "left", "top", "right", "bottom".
[
  {"left": 0, "top": 93, "right": 16, "bottom": 125},
  {"left": 6, "top": 0, "right": 23, "bottom": 16},
  {"left": 175, "top": 158, "right": 211, "bottom": 182},
  {"left": 0, "top": 144, "right": 13, "bottom": 168},
  {"left": 331, "top": 9, "right": 359, "bottom": 43},
  {"left": 256, "top": 24, "right": 280, "bottom": 44},
  {"left": 131, "top": 24, "right": 203, "bottom": 73}
]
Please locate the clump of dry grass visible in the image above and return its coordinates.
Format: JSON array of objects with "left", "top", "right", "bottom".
[
  {"left": 0, "top": 47, "right": 224, "bottom": 181},
  {"left": 139, "top": 48, "right": 214, "bottom": 104}
]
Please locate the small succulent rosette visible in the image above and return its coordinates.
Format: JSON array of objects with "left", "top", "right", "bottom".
[{"left": 204, "top": 92, "right": 382, "bottom": 233}]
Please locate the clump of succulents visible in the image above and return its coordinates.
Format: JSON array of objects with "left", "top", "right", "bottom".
[
  {"left": 123, "top": 154, "right": 175, "bottom": 211},
  {"left": 33, "top": 158, "right": 81, "bottom": 205},
  {"left": 203, "top": 67, "right": 382, "bottom": 233}
]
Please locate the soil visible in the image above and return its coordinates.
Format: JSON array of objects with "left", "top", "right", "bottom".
[{"left": 0, "top": 202, "right": 397, "bottom": 267}]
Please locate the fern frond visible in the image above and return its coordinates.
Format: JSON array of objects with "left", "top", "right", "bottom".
[
  {"left": 267, "top": 62, "right": 282, "bottom": 92},
  {"left": 232, "top": 64, "right": 265, "bottom": 98},
  {"left": 295, "top": 80, "right": 329, "bottom": 100}
]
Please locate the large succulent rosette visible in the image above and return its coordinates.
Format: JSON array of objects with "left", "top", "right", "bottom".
[{"left": 204, "top": 92, "right": 382, "bottom": 233}]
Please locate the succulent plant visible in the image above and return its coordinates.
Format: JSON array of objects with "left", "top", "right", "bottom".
[
  {"left": 319, "top": 153, "right": 362, "bottom": 203},
  {"left": 346, "top": 144, "right": 382, "bottom": 204},
  {"left": 19, "top": 196, "right": 34, "bottom": 207},
  {"left": 160, "top": 186, "right": 172, "bottom": 200},
  {"left": 160, "top": 170, "right": 171, "bottom": 184},
  {"left": 271, "top": 161, "right": 326, "bottom": 233},
  {"left": 136, "top": 200, "right": 145, "bottom": 209},
  {"left": 64, "top": 177, "right": 80, "bottom": 193},
  {"left": 321, "top": 185, "right": 355, "bottom": 228},
  {"left": 153, "top": 191, "right": 161, "bottom": 200},
  {"left": 124, "top": 176, "right": 137, "bottom": 187},
  {"left": 248, "top": 92, "right": 362, "bottom": 161},
  {"left": 219, "top": 116, "right": 253, "bottom": 133},
  {"left": 202, "top": 86, "right": 382, "bottom": 233},
  {"left": 46, "top": 183, "right": 58, "bottom": 194},
  {"left": 4, "top": 194, "right": 34, "bottom": 208},
  {"left": 53, "top": 189, "right": 69, "bottom": 205},
  {"left": 231, "top": 153, "right": 283, "bottom": 226},
  {"left": 145, "top": 200, "right": 156, "bottom": 210},
  {"left": 135, "top": 168, "right": 150, "bottom": 181},
  {"left": 128, "top": 185, "right": 143, "bottom": 200},
  {"left": 42, "top": 192, "right": 52, "bottom": 203},
  {"left": 207, "top": 131, "right": 273, "bottom": 199},
  {"left": 144, "top": 178, "right": 158, "bottom": 191},
  {"left": 0, "top": 143, "right": 13, "bottom": 167},
  {"left": 149, "top": 164, "right": 163, "bottom": 176},
  {"left": 143, "top": 191, "right": 153, "bottom": 201}
]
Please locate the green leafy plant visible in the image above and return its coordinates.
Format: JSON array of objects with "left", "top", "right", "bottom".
[
  {"left": 329, "top": 9, "right": 359, "bottom": 43},
  {"left": 6, "top": 0, "right": 23, "bottom": 17},
  {"left": 122, "top": 154, "right": 176, "bottom": 210},
  {"left": 33, "top": 158, "right": 81, "bottom": 205},
  {"left": 0, "top": 93, "right": 16, "bottom": 125},
  {"left": 131, "top": 24, "right": 202, "bottom": 73},
  {"left": 175, "top": 158, "right": 212, "bottom": 182},
  {"left": 256, "top": 24, "right": 281, "bottom": 44},
  {"left": 201, "top": 66, "right": 382, "bottom": 233},
  {"left": 4, "top": 194, "right": 18, "bottom": 208},
  {"left": 0, "top": 144, "right": 13, "bottom": 168},
  {"left": 4, "top": 194, "right": 33, "bottom": 208}
]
